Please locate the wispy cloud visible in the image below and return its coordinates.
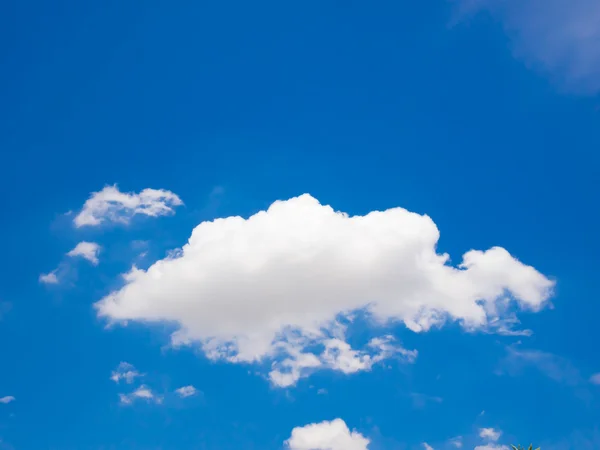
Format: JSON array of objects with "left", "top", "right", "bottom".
[
  {"left": 0, "top": 396, "right": 15, "bottom": 404},
  {"left": 500, "top": 346, "right": 582, "bottom": 386},
  {"left": 110, "top": 362, "right": 142, "bottom": 384},
  {"left": 119, "top": 386, "right": 161, "bottom": 405},
  {"left": 409, "top": 392, "right": 443, "bottom": 409},
  {"left": 449, "top": 436, "right": 463, "bottom": 448},
  {"left": 455, "top": 0, "right": 600, "bottom": 94},
  {"left": 74, "top": 185, "right": 183, "bottom": 227}
]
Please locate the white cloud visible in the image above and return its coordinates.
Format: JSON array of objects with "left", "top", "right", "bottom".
[
  {"left": 110, "top": 362, "right": 142, "bottom": 384},
  {"left": 175, "top": 385, "right": 198, "bottom": 398},
  {"left": 74, "top": 185, "right": 183, "bottom": 227},
  {"left": 269, "top": 335, "right": 417, "bottom": 388},
  {"left": 95, "top": 194, "right": 553, "bottom": 386},
  {"left": 449, "top": 436, "right": 463, "bottom": 448},
  {"left": 422, "top": 443, "right": 434, "bottom": 450},
  {"left": 590, "top": 373, "right": 600, "bottom": 385},
  {"left": 119, "top": 386, "right": 160, "bottom": 405},
  {"left": 457, "top": 0, "right": 600, "bottom": 93},
  {"left": 479, "top": 428, "right": 502, "bottom": 442},
  {"left": 67, "top": 241, "right": 101, "bottom": 265},
  {"left": 285, "top": 418, "right": 370, "bottom": 450},
  {"left": 474, "top": 446, "right": 510, "bottom": 450},
  {"left": 39, "top": 271, "right": 59, "bottom": 284},
  {"left": 0, "top": 396, "right": 15, "bottom": 404}
]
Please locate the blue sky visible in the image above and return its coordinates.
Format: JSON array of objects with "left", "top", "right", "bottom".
[{"left": 1, "top": 0, "right": 600, "bottom": 449}]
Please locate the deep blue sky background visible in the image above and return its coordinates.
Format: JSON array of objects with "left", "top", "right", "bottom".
[{"left": 1, "top": 1, "right": 599, "bottom": 449}]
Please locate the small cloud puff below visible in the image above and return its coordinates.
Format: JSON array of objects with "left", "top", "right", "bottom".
[
  {"left": 479, "top": 428, "right": 502, "bottom": 442},
  {"left": 285, "top": 418, "right": 370, "bottom": 450}
]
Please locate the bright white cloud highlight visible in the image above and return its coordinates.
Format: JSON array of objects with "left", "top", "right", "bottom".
[
  {"left": 95, "top": 194, "right": 553, "bottom": 386},
  {"left": 74, "top": 185, "right": 183, "bottom": 227},
  {"left": 175, "top": 385, "right": 198, "bottom": 398},
  {"left": 458, "top": 0, "right": 600, "bottom": 93},
  {"left": 110, "top": 362, "right": 142, "bottom": 384},
  {"left": 67, "top": 241, "right": 101, "bottom": 265},
  {"left": 0, "top": 396, "right": 15, "bottom": 404},
  {"left": 285, "top": 419, "right": 370, "bottom": 450},
  {"left": 422, "top": 443, "right": 434, "bottom": 450},
  {"left": 474, "top": 446, "right": 510, "bottom": 450},
  {"left": 39, "top": 271, "right": 58, "bottom": 284},
  {"left": 479, "top": 428, "right": 501, "bottom": 442},
  {"left": 119, "top": 386, "right": 159, "bottom": 405}
]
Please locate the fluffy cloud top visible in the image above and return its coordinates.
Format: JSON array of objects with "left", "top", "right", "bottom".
[
  {"left": 175, "top": 385, "right": 198, "bottom": 398},
  {"left": 0, "top": 396, "right": 15, "bottom": 404},
  {"left": 479, "top": 428, "right": 501, "bottom": 442},
  {"left": 96, "top": 194, "right": 553, "bottom": 385},
  {"left": 74, "top": 185, "right": 183, "bottom": 227},
  {"left": 459, "top": 0, "right": 600, "bottom": 93},
  {"left": 67, "top": 241, "right": 101, "bottom": 265},
  {"left": 285, "top": 419, "right": 369, "bottom": 450},
  {"left": 110, "top": 362, "right": 142, "bottom": 384}
]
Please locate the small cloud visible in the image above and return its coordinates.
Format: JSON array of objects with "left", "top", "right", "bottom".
[
  {"left": 175, "top": 385, "right": 198, "bottom": 398},
  {"left": 74, "top": 184, "right": 183, "bottom": 227},
  {"left": 285, "top": 418, "right": 370, "bottom": 450},
  {"left": 0, "top": 396, "right": 15, "bottom": 404},
  {"left": 110, "top": 362, "right": 142, "bottom": 384},
  {"left": 590, "top": 373, "right": 600, "bottom": 385},
  {"left": 67, "top": 241, "right": 101, "bottom": 265},
  {"left": 449, "top": 436, "right": 463, "bottom": 448},
  {"left": 474, "top": 445, "right": 510, "bottom": 450},
  {"left": 422, "top": 443, "right": 434, "bottom": 450},
  {"left": 479, "top": 428, "right": 502, "bottom": 442},
  {"left": 317, "top": 388, "right": 328, "bottom": 395},
  {"left": 39, "top": 271, "right": 59, "bottom": 284},
  {"left": 119, "top": 386, "right": 160, "bottom": 405}
]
